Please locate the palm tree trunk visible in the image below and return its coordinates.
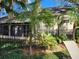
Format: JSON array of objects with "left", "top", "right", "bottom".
[
  {"left": 29, "top": 34, "right": 32, "bottom": 56},
  {"left": 73, "top": 22, "right": 76, "bottom": 40}
]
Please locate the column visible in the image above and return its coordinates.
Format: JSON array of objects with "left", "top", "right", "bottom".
[{"left": 9, "top": 24, "right": 11, "bottom": 36}]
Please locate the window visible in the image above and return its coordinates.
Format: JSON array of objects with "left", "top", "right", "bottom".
[
  {"left": 0, "top": 23, "right": 30, "bottom": 37},
  {"left": 0, "top": 24, "right": 9, "bottom": 35}
]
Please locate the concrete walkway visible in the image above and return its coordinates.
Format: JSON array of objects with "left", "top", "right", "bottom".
[{"left": 63, "top": 41, "right": 79, "bottom": 59}]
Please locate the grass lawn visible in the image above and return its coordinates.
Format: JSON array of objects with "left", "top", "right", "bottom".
[
  {"left": 0, "top": 49, "right": 70, "bottom": 59},
  {"left": 0, "top": 44, "right": 71, "bottom": 59}
]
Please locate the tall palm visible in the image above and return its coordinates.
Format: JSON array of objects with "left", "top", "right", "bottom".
[
  {"left": 16, "top": 0, "right": 56, "bottom": 56},
  {"left": 1, "top": 0, "right": 57, "bottom": 56},
  {"left": 28, "top": 0, "right": 41, "bottom": 56}
]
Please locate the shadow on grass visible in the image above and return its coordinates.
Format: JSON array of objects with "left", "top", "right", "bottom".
[
  {"left": 0, "top": 42, "right": 71, "bottom": 59},
  {"left": 54, "top": 52, "right": 71, "bottom": 59},
  {"left": 0, "top": 50, "right": 72, "bottom": 59},
  {"left": 0, "top": 47, "right": 72, "bottom": 59},
  {"left": 0, "top": 49, "right": 59, "bottom": 59}
]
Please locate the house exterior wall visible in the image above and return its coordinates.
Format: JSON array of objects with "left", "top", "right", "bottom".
[
  {"left": 59, "top": 22, "right": 74, "bottom": 35},
  {"left": 38, "top": 21, "right": 74, "bottom": 37}
]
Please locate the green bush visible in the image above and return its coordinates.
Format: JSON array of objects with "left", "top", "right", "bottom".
[
  {"left": 76, "top": 29, "right": 79, "bottom": 43},
  {"left": 43, "top": 54, "right": 59, "bottom": 59},
  {"left": 39, "top": 32, "right": 58, "bottom": 49},
  {"left": 31, "top": 53, "right": 59, "bottom": 59},
  {"left": 57, "top": 33, "right": 69, "bottom": 43}
]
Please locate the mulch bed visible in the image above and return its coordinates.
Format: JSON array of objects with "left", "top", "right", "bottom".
[{"left": 22, "top": 44, "right": 67, "bottom": 55}]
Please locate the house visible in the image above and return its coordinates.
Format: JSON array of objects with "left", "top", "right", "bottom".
[
  {"left": 52, "top": 15, "right": 75, "bottom": 39},
  {"left": 0, "top": 8, "right": 8, "bottom": 22},
  {"left": 38, "top": 14, "right": 75, "bottom": 40},
  {"left": 0, "top": 0, "right": 76, "bottom": 41},
  {"left": 0, "top": 8, "right": 30, "bottom": 41}
]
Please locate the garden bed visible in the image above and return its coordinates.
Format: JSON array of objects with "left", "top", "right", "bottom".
[{"left": 0, "top": 44, "right": 71, "bottom": 59}]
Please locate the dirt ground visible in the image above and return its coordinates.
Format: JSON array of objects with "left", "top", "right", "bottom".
[
  {"left": 22, "top": 44, "right": 66, "bottom": 55},
  {"left": 22, "top": 43, "right": 79, "bottom": 56}
]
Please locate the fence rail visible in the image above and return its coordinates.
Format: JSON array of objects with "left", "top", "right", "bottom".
[{"left": 0, "top": 35, "right": 27, "bottom": 40}]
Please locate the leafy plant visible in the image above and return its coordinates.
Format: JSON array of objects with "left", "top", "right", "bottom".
[
  {"left": 43, "top": 53, "right": 59, "bottom": 59},
  {"left": 57, "top": 33, "right": 69, "bottom": 43},
  {"left": 39, "top": 32, "right": 58, "bottom": 49},
  {"left": 76, "top": 28, "right": 79, "bottom": 43}
]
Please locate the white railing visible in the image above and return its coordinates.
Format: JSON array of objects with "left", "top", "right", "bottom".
[{"left": 0, "top": 35, "right": 27, "bottom": 40}]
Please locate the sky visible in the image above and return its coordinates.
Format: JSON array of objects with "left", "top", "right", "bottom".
[
  {"left": 29, "top": 0, "right": 65, "bottom": 8},
  {"left": 41, "top": 0, "right": 64, "bottom": 8},
  {"left": 2, "top": 0, "right": 63, "bottom": 17},
  {"left": 0, "top": 0, "right": 74, "bottom": 18},
  {"left": 29, "top": 0, "right": 74, "bottom": 8}
]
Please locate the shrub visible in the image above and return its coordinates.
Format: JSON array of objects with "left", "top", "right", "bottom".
[
  {"left": 57, "top": 33, "right": 69, "bottom": 43},
  {"left": 43, "top": 53, "right": 59, "bottom": 59},
  {"left": 76, "top": 28, "right": 79, "bottom": 43},
  {"left": 39, "top": 32, "right": 58, "bottom": 49},
  {"left": 32, "top": 53, "right": 59, "bottom": 59}
]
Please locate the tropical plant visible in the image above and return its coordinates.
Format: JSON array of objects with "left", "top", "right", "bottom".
[
  {"left": 59, "top": 33, "right": 69, "bottom": 43},
  {"left": 42, "top": 53, "right": 59, "bottom": 59},
  {"left": 15, "top": 0, "right": 56, "bottom": 55},
  {"left": 67, "top": 0, "right": 79, "bottom": 25},
  {"left": 66, "top": 10, "right": 78, "bottom": 21},
  {"left": 75, "top": 28, "right": 79, "bottom": 43},
  {"left": 38, "top": 32, "right": 58, "bottom": 50}
]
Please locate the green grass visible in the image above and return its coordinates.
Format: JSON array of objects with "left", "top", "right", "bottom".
[
  {"left": 0, "top": 49, "right": 71, "bottom": 59},
  {"left": 0, "top": 50, "right": 59, "bottom": 59},
  {"left": 0, "top": 50, "right": 26, "bottom": 59}
]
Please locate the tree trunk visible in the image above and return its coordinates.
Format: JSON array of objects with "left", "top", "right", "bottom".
[
  {"left": 29, "top": 36, "right": 32, "bottom": 55},
  {"left": 29, "top": 27, "right": 33, "bottom": 56},
  {"left": 73, "top": 22, "right": 76, "bottom": 40}
]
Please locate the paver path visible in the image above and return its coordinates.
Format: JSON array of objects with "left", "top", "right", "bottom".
[{"left": 63, "top": 41, "right": 79, "bottom": 59}]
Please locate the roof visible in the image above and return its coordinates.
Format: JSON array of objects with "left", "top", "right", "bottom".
[
  {"left": 0, "top": 8, "right": 8, "bottom": 18},
  {"left": 0, "top": 0, "right": 77, "bottom": 23},
  {"left": 6, "top": 18, "right": 30, "bottom": 23},
  {"left": 12, "top": 2, "right": 25, "bottom": 13},
  {"left": 63, "top": 1, "right": 76, "bottom": 7},
  {"left": 27, "top": 0, "right": 35, "bottom": 4}
]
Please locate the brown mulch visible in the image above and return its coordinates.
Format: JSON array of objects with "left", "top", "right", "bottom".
[
  {"left": 22, "top": 44, "right": 67, "bottom": 55},
  {"left": 22, "top": 43, "right": 79, "bottom": 56}
]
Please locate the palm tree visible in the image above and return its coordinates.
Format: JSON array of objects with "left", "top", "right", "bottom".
[
  {"left": 16, "top": 0, "right": 56, "bottom": 56},
  {"left": 14, "top": 0, "right": 41, "bottom": 56},
  {"left": 0, "top": 0, "right": 58, "bottom": 57}
]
